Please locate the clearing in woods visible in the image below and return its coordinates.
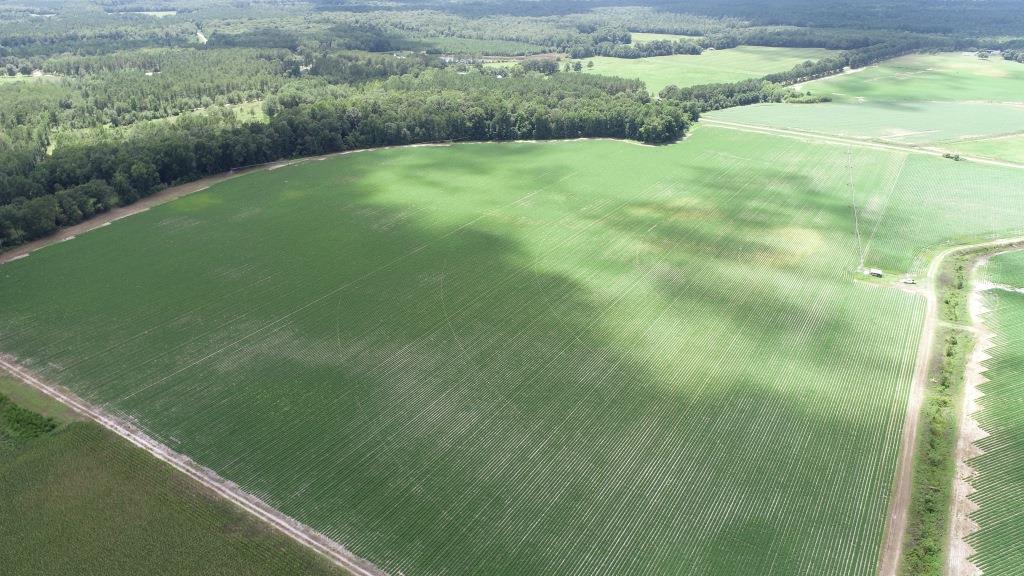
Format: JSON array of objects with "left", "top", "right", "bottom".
[
  {"left": 629, "top": 32, "right": 704, "bottom": 44},
  {"left": 1, "top": 127, "right": 1024, "bottom": 575},
  {"left": 578, "top": 45, "right": 838, "bottom": 93}
]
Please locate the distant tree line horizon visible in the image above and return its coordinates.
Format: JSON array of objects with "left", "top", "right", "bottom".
[{"left": 1003, "top": 49, "right": 1024, "bottom": 64}]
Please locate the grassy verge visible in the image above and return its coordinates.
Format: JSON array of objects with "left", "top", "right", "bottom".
[
  {"left": 0, "top": 375, "right": 80, "bottom": 423},
  {"left": 899, "top": 246, "right": 991, "bottom": 575},
  {"left": 900, "top": 325, "right": 971, "bottom": 575},
  {"left": 0, "top": 375, "right": 347, "bottom": 576},
  {"left": 938, "top": 249, "right": 978, "bottom": 324}
]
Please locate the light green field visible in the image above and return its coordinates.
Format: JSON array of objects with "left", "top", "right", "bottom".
[
  {"left": 0, "top": 377, "right": 80, "bottom": 423},
  {"left": 707, "top": 101, "right": 1024, "bottom": 145},
  {"left": 580, "top": 45, "right": 837, "bottom": 93},
  {"left": 969, "top": 254, "right": 1024, "bottom": 573},
  {"left": 707, "top": 53, "right": 1024, "bottom": 150},
  {"left": 112, "top": 10, "right": 178, "bottom": 17},
  {"left": 945, "top": 133, "right": 1024, "bottom": 164},
  {"left": 0, "top": 377, "right": 345, "bottom": 576},
  {"left": 985, "top": 250, "right": 1024, "bottom": 286},
  {"left": 2, "top": 128, "right": 1024, "bottom": 576},
  {"left": 803, "top": 53, "right": 1024, "bottom": 103},
  {"left": 630, "top": 32, "right": 703, "bottom": 44}
]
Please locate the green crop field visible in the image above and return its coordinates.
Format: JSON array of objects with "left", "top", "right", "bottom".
[
  {"left": 945, "top": 134, "right": 1024, "bottom": 165},
  {"left": 802, "top": 53, "right": 1024, "bottom": 103},
  {"left": 1, "top": 127, "right": 1024, "bottom": 576},
  {"left": 579, "top": 45, "right": 837, "bottom": 93},
  {"left": 707, "top": 53, "right": 1024, "bottom": 149},
  {"left": 0, "top": 377, "right": 345, "bottom": 576},
  {"left": 707, "top": 101, "right": 1024, "bottom": 146},
  {"left": 968, "top": 254, "right": 1024, "bottom": 574},
  {"left": 985, "top": 249, "right": 1024, "bottom": 286},
  {"left": 844, "top": 151, "right": 1024, "bottom": 271}
]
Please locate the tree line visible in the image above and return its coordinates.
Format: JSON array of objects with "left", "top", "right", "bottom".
[
  {"left": 309, "top": 51, "right": 439, "bottom": 84},
  {"left": 652, "top": 0, "right": 1024, "bottom": 36},
  {"left": 0, "top": 68, "right": 696, "bottom": 248},
  {"left": 1004, "top": 49, "right": 1024, "bottom": 64},
  {"left": 660, "top": 34, "right": 959, "bottom": 111}
]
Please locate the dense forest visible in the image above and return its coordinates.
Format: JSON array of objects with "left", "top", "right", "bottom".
[{"left": 0, "top": 0, "right": 1020, "bottom": 248}]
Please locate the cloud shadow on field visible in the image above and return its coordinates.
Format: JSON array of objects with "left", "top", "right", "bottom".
[{"left": 0, "top": 142, "right": 913, "bottom": 576}]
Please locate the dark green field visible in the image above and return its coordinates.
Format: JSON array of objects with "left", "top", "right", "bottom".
[{"left": 0, "top": 377, "right": 344, "bottom": 576}]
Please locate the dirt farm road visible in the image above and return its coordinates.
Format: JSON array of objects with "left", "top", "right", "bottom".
[
  {"left": 704, "top": 118, "right": 1024, "bottom": 576},
  {"left": 702, "top": 118, "right": 1024, "bottom": 171},
  {"left": 706, "top": 117, "right": 1024, "bottom": 576},
  {"left": 0, "top": 356, "right": 386, "bottom": 576},
  {"left": 877, "top": 237, "right": 1024, "bottom": 576}
]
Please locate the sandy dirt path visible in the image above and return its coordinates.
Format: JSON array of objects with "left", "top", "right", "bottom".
[
  {"left": 702, "top": 119, "right": 1024, "bottom": 171},
  {"left": 0, "top": 355, "right": 386, "bottom": 576},
  {"left": 0, "top": 165, "right": 273, "bottom": 265},
  {"left": 946, "top": 264, "right": 991, "bottom": 576},
  {"left": 877, "top": 238, "right": 1024, "bottom": 576}
]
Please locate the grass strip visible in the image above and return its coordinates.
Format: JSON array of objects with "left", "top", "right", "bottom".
[{"left": 900, "top": 246, "right": 997, "bottom": 575}]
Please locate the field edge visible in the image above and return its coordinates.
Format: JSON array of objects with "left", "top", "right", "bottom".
[
  {"left": 0, "top": 355, "right": 384, "bottom": 576},
  {"left": 879, "top": 238, "right": 1024, "bottom": 576}
]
